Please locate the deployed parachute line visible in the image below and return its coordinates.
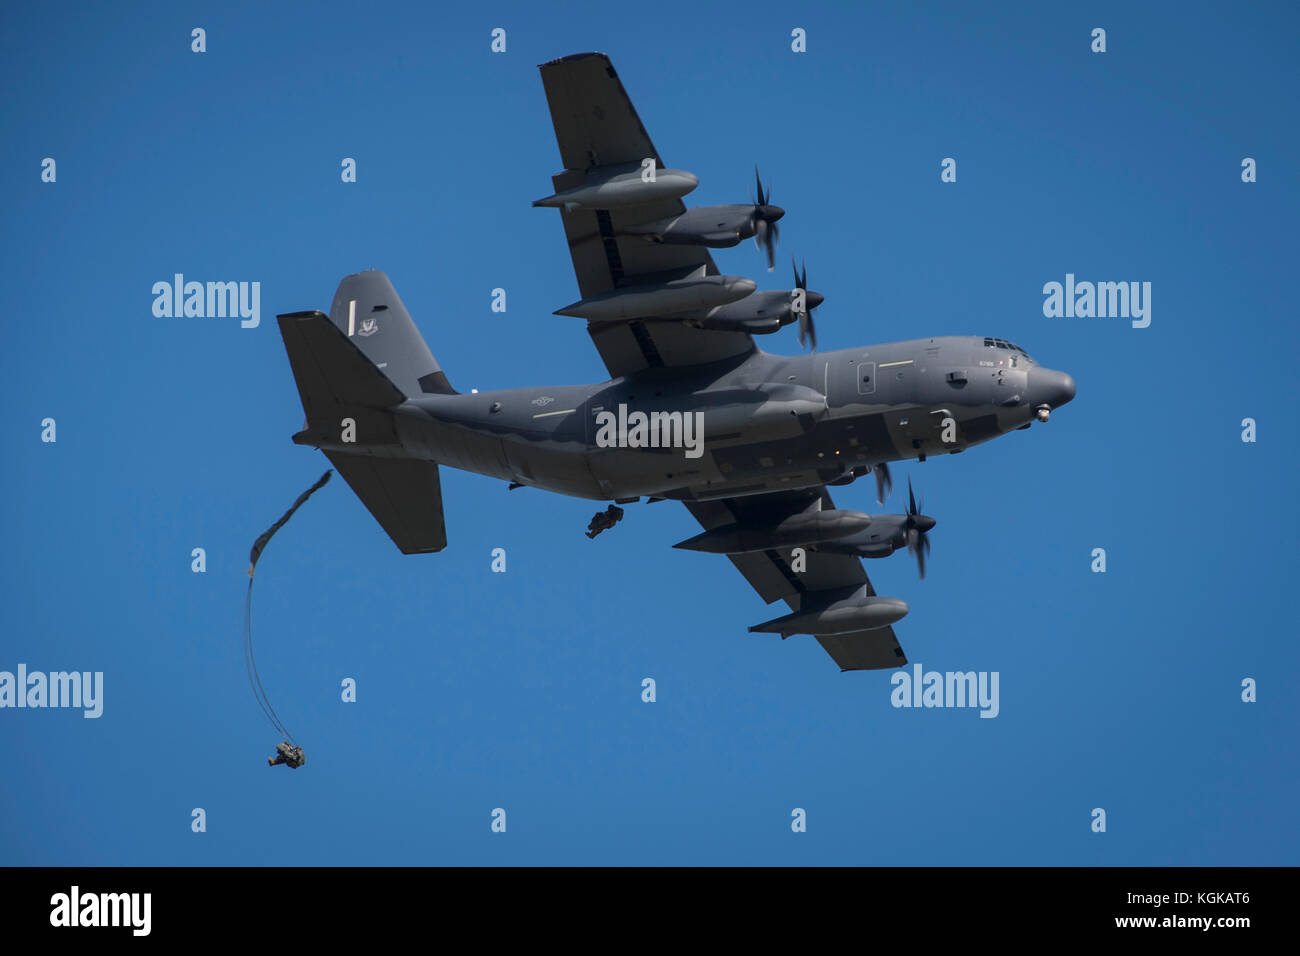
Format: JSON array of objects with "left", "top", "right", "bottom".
[
  {"left": 248, "top": 470, "right": 333, "bottom": 579},
  {"left": 244, "top": 581, "right": 294, "bottom": 743},
  {"left": 243, "top": 469, "right": 332, "bottom": 762}
]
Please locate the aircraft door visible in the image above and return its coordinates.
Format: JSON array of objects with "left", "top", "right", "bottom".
[
  {"left": 857, "top": 360, "right": 876, "bottom": 396},
  {"left": 824, "top": 354, "right": 873, "bottom": 408}
]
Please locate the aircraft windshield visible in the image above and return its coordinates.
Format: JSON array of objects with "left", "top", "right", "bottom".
[{"left": 983, "top": 337, "right": 1035, "bottom": 364}]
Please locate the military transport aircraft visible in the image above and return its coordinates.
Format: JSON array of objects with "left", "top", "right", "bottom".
[{"left": 275, "top": 52, "right": 1075, "bottom": 671}]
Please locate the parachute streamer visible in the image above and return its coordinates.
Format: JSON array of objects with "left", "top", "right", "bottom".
[
  {"left": 248, "top": 470, "right": 333, "bottom": 578},
  {"left": 243, "top": 470, "right": 332, "bottom": 747}
]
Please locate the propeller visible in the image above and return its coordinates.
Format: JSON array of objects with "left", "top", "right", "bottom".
[
  {"left": 873, "top": 462, "right": 892, "bottom": 505},
  {"left": 791, "top": 258, "right": 824, "bottom": 351},
  {"left": 750, "top": 167, "right": 784, "bottom": 271},
  {"left": 904, "top": 477, "right": 936, "bottom": 579}
]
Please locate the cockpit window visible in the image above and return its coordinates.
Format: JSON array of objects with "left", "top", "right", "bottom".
[{"left": 983, "top": 336, "right": 1035, "bottom": 363}]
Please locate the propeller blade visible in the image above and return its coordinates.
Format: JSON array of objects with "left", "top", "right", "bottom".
[
  {"left": 902, "top": 476, "right": 933, "bottom": 578},
  {"left": 789, "top": 256, "right": 818, "bottom": 349},
  {"left": 749, "top": 168, "right": 778, "bottom": 270},
  {"left": 754, "top": 219, "right": 775, "bottom": 271},
  {"left": 874, "top": 462, "right": 892, "bottom": 505}
]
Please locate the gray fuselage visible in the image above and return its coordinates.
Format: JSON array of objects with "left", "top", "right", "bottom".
[{"left": 374, "top": 334, "right": 1075, "bottom": 503}]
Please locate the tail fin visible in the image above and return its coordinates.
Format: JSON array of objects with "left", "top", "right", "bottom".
[
  {"left": 276, "top": 270, "right": 452, "bottom": 555},
  {"left": 327, "top": 270, "right": 455, "bottom": 398}
]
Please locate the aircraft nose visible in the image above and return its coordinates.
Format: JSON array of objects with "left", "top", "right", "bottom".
[{"left": 1031, "top": 368, "right": 1076, "bottom": 409}]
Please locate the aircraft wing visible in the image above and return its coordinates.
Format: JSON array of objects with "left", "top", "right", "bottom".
[
  {"left": 538, "top": 52, "right": 756, "bottom": 378},
  {"left": 682, "top": 489, "right": 909, "bottom": 672}
]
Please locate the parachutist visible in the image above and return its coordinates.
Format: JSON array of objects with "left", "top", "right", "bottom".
[
  {"left": 586, "top": 504, "right": 625, "bottom": 539},
  {"left": 268, "top": 742, "right": 305, "bottom": 769}
]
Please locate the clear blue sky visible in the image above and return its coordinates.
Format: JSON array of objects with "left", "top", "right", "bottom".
[{"left": 2, "top": 0, "right": 1296, "bottom": 865}]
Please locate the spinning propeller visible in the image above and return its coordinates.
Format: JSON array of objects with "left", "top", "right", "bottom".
[
  {"left": 791, "top": 258, "right": 824, "bottom": 351},
  {"left": 873, "top": 462, "right": 892, "bottom": 506},
  {"left": 904, "top": 477, "right": 937, "bottom": 579},
  {"left": 750, "top": 167, "right": 784, "bottom": 271}
]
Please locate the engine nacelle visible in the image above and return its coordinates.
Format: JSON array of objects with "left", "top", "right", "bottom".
[
  {"left": 620, "top": 204, "right": 756, "bottom": 246},
  {"left": 817, "top": 516, "right": 910, "bottom": 558},
  {"left": 673, "top": 509, "right": 872, "bottom": 554},
  {"left": 678, "top": 290, "right": 800, "bottom": 334}
]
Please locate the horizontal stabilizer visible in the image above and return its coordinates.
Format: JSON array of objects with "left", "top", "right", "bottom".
[
  {"left": 816, "top": 629, "right": 907, "bottom": 671},
  {"left": 277, "top": 311, "right": 405, "bottom": 419},
  {"left": 324, "top": 452, "right": 447, "bottom": 554}
]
